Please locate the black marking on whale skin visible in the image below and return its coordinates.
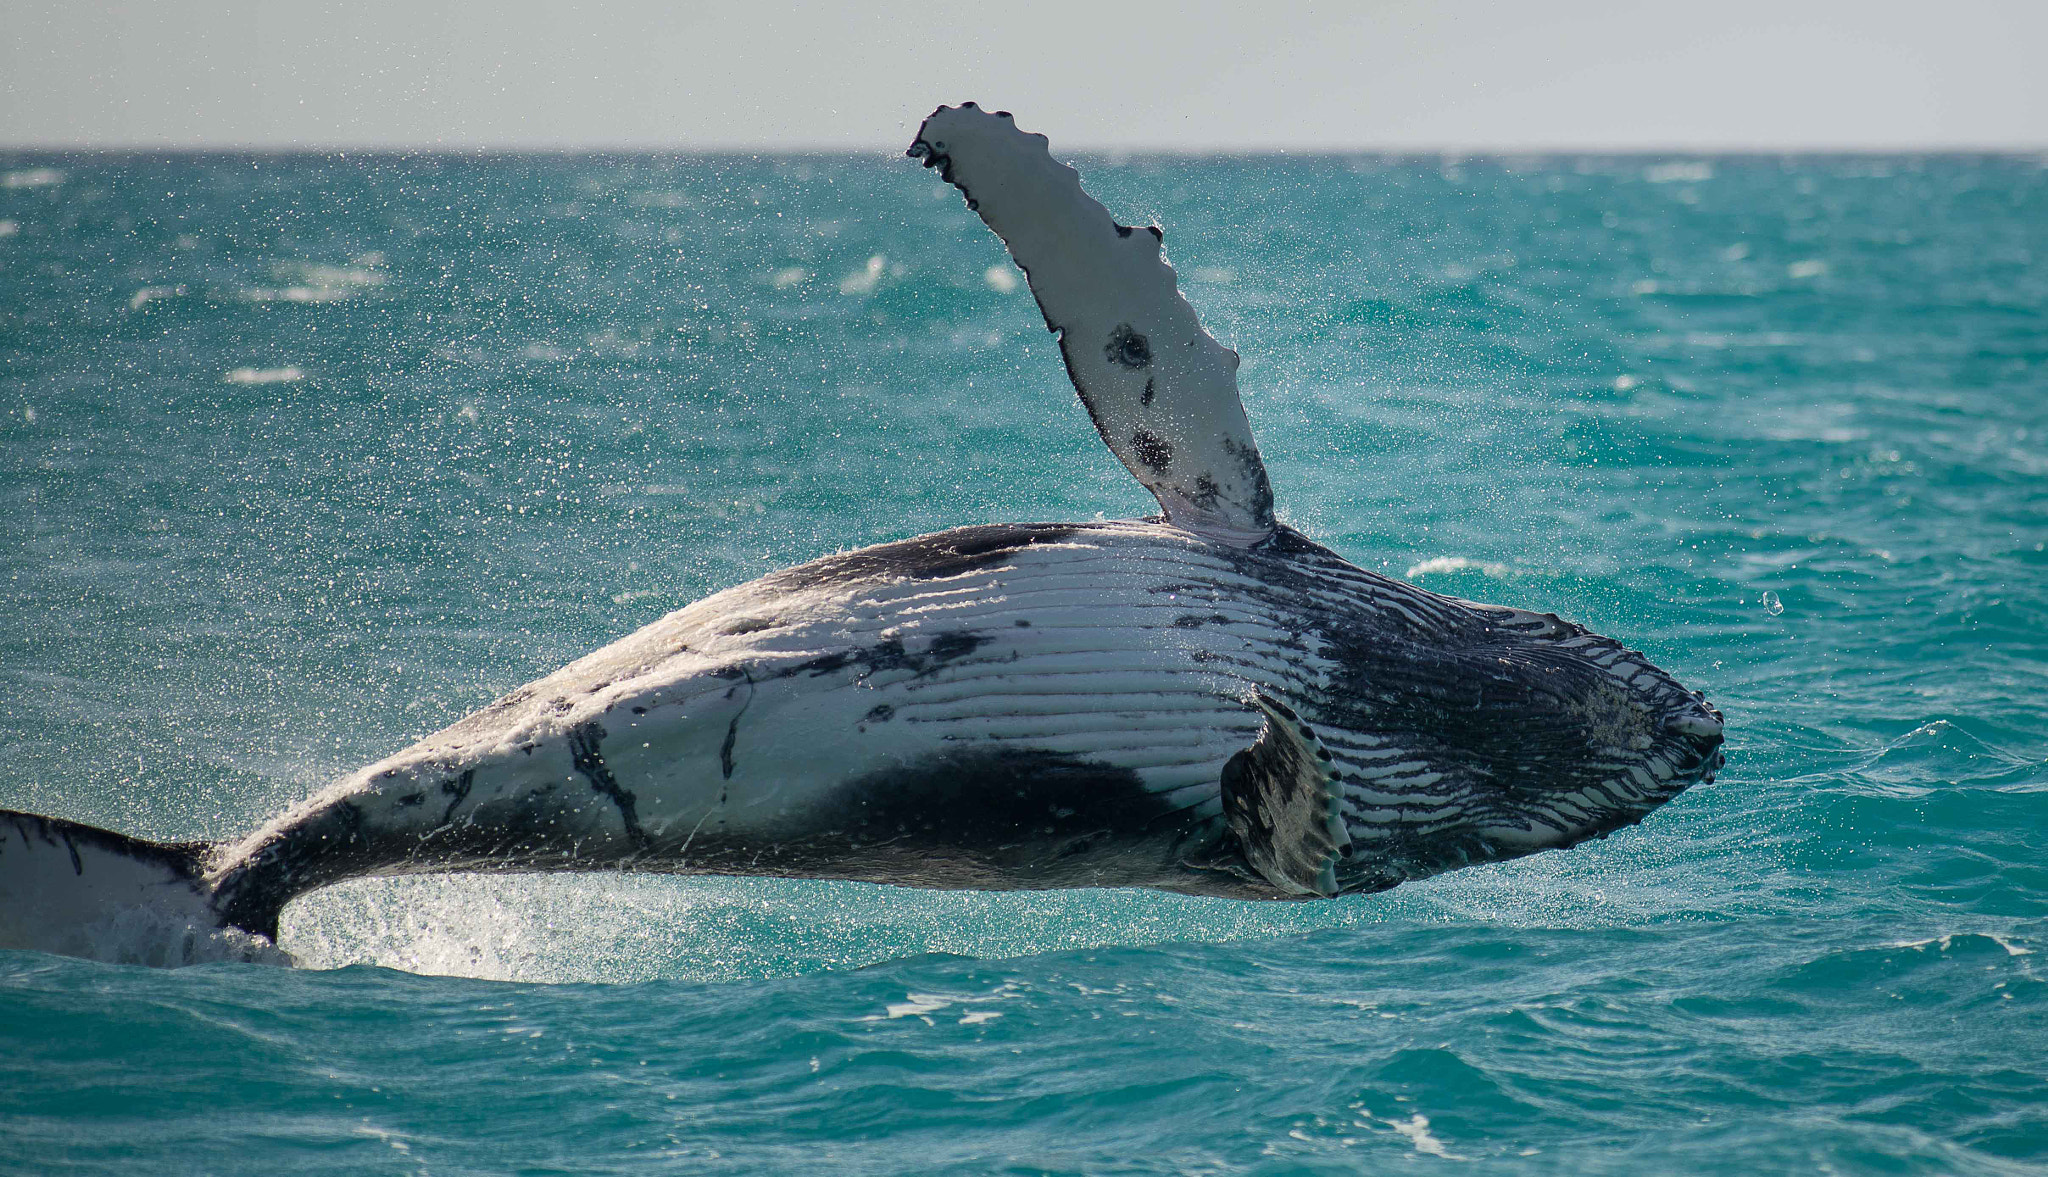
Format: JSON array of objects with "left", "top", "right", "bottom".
[
  {"left": 762, "top": 627, "right": 996, "bottom": 693},
  {"left": 762, "top": 523, "right": 1080, "bottom": 594},
  {"left": 680, "top": 749, "right": 1226, "bottom": 892},
  {"left": 1130, "top": 429, "right": 1174, "bottom": 472},
  {"left": 438, "top": 769, "right": 474, "bottom": 829},
  {"left": 925, "top": 630, "right": 990, "bottom": 663},
  {"left": 1055, "top": 339, "right": 1132, "bottom": 461},
  {"left": 1141, "top": 378, "right": 1156, "bottom": 406},
  {"left": 720, "top": 669, "right": 754, "bottom": 780},
  {"left": 1218, "top": 437, "right": 1276, "bottom": 532},
  {"left": 568, "top": 721, "right": 649, "bottom": 849},
  {"left": 1106, "top": 323, "right": 1152, "bottom": 369}
]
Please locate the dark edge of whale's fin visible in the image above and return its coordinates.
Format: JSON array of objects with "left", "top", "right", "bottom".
[
  {"left": 0, "top": 809, "right": 276, "bottom": 965},
  {"left": 907, "top": 102, "right": 1277, "bottom": 547},
  {"left": 1220, "top": 695, "right": 1352, "bottom": 898}
]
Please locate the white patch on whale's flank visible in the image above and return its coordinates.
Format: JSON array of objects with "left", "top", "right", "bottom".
[{"left": 910, "top": 104, "right": 1275, "bottom": 546}]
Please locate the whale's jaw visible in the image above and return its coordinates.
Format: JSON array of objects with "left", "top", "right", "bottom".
[
  {"left": 1330, "top": 694, "right": 1724, "bottom": 893},
  {"left": 1295, "top": 575, "right": 1727, "bottom": 892}
]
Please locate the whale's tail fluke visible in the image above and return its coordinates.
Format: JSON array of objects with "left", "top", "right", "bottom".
[{"left": 0, "top": 810, "right": 288, "bottom": 966}]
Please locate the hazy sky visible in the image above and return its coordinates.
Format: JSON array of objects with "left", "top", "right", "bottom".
[{"left": 4, "top": 1, "right": 2043, "bottom": 150}]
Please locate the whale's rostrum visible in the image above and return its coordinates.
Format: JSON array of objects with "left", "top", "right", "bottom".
[{"left": 0, "top": 104, "right": 1722, "bottom": 965}]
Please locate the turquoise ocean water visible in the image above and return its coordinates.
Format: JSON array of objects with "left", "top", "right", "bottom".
[{"left": 1, "top": 149, "right": 2043, "bottom": 1173}]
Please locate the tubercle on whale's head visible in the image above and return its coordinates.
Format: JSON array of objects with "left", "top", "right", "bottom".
[{"left": 1324, "top": 612, "right": 1725, "bottom": 894}]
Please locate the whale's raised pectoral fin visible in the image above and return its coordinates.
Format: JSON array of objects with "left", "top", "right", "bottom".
[
  {"left": 910, "top": 103, "right": 1276, "bottom": 546},
  {"left": 1221, "top": 695, "right": 1351, "bottom": 898}
]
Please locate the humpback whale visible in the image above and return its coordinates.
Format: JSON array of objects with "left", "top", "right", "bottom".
[{"left": 0, "top": 104, "right": 1722, "bottom": 965}]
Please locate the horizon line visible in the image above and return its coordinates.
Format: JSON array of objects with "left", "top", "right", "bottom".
[{"left": 4, "top": 140, "right": 2046, "bottom": 158}]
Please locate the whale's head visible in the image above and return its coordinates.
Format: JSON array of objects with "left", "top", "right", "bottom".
[{"left": 1315, "top": 593, "right": 1725, "bottom": 893}]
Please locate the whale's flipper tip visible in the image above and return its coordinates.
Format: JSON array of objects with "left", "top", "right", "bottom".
[
  {"left": 1221, "top": 695, "right": 1352, "bottom": 898},
  {"left": 0, "top": 810, "right": 283, "bottom": 966}
]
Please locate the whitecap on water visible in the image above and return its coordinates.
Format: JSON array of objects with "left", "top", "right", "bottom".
[
  {"left": 627, "top": 190, "right": 691, "bottom": 209},
  {"left": 224, "top": 366, "right": 306, "bottom": 385},
  {"left": 838, "top": 254, "right": 886, "bottom": 295},
  {"left": 243, "top": 286, "right": 354, "bottom": 305},
  {"left": 1383, "top": 1111, "right": 1466, "bottom": 1160},
  {"left": 1643, "top": 161, "right": 1713, "bottom": 184},
  {"left": 128, "top": 285, "right": 186, "bottom": 311},
  {"left": 242, "top": 258, "right": 386, "bottom": 304},
  {"left": 1, "top": 168, "right": 63, "bottom": 190}
]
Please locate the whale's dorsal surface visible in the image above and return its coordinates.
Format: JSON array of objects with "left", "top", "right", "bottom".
[{"left": 910, "top": 103, "right": 1277, "bottom": 546}]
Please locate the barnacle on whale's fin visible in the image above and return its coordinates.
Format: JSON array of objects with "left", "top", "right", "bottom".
[
  {"left": 1220, "top": 694, "right": 1352, "bottom": 897},
  {"left": 908, "top": 102, "right": 1276, "bottom": 546}
]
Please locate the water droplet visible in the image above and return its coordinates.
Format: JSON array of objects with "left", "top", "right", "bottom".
[{"left": 1761, "top": 591, "right": 1783, "bottom": 616}]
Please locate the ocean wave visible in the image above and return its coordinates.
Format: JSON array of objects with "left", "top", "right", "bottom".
[
  {"left": 240, "top": 257, "right": 387, "bottom": 304},
  {"left": 1, "top": 167, "right": 63, "bottom": 189},
  {"left": 223, "top": 366, "right": 306, "bottom": 384}
]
